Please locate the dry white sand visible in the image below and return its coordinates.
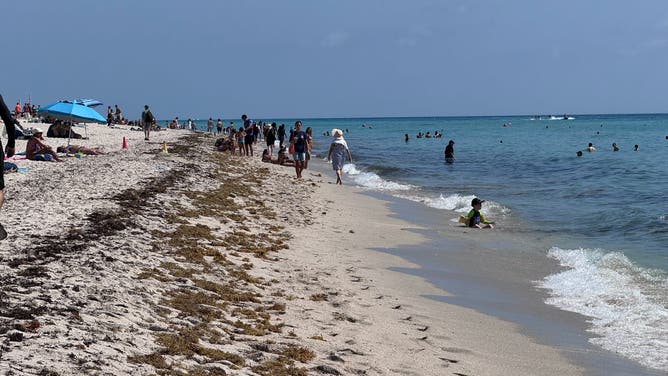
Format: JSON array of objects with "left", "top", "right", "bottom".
[{"left": 0, "top": 122, "right": 582, "bottom": 375}]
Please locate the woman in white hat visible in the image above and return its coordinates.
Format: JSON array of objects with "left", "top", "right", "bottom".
[{"left": 327, "top": 129, "right": 353, "bottom": 185}]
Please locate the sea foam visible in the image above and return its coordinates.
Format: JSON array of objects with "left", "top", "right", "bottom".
[
  {"left": 540, "top": 247, "right": 668, "bottom": 371},
  {"left": 396, "top": 193, "right": 510, "bottom": 217},
  {"left": 342, "top": 164, "right": 413, "bottom": 191}
]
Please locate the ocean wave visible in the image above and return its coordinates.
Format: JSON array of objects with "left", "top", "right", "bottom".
[
  {"left": 540, "top": 247, "right": 668, "bottom": 371},
  {"left": 395, "top": 193, "right": 510, "bottom": 217},
  {"left": 342, "top": 164, "right": 413, "bottom": 191}
]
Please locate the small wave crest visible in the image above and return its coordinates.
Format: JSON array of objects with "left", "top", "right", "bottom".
[
  {"left": 540, "top": 247, "right": 668, "bottom": 371},
  {"left": 342, "top": 164, "right": 413, "bottom": 191},
  {"left": 396, "top": 193, "right": 510, "bottom": 217}
]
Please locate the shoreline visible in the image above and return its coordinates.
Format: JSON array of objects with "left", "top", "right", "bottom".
[
  {"left": 361, "top": 190, "right": 664, "bottom": 376},
  {"left": 306, "top": 154, "right": 664, "bottom": 375},
  {"left": 0, "top": 125, "right": 603, "bottom": 375}
]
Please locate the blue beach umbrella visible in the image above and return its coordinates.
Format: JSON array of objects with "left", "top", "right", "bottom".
[
  {"left": 38, "top": 100, "right": 106, "bottom": 124},
  {"left": 38, "top": 100, "right": 106, "bottom": 145}
]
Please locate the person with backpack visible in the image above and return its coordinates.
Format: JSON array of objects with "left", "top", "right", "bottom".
[{"left": 142, "top": 105, "right": 155, "bottom": 141}]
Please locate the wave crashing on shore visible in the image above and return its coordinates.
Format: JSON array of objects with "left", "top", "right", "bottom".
[{"left": 540, "top": 247, "right": 668, "bottom": 372}]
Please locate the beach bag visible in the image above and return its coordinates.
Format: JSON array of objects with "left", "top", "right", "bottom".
[
  {"left": 288, "top": 142, "right": 295, "bottom": 154},
  {"left": 3, "top": 162, "right": 17, "bottom": 172}
]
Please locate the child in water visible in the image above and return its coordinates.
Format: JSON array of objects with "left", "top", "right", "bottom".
[{"left": 464, "top": 198, "right": 495, "bottom": 229}]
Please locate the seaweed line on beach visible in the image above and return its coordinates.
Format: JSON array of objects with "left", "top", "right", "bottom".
[{"left": 0, "top": 133, "right": 328, "bottom": 375}]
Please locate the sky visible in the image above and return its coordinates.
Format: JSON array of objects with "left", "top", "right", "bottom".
[{"left": 4, "top": 0, "right": 668, "bottom": 119}]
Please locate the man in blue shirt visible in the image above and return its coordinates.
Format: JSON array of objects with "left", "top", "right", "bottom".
[{"left": 290, "top": 120, "right": 308, "bottom": 178}]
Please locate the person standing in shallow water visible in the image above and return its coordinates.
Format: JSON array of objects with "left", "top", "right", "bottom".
[
  {"left": 0, "top": 95, "right": 18, "bottom": 240},
  {"left": 445, "top": 140, "right": 455, "bottom": 163},
  {"left": 327, "top": 129, "right": 353, "bottom": 185}
]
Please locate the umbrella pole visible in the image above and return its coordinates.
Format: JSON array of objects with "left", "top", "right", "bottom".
[{"left": 68, "top": 115, "right": 72, "bottom": 147}]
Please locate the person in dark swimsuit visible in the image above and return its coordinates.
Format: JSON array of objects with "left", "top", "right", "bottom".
[{"left": 445, "top": 140, "right": 455, "bottom": 163}]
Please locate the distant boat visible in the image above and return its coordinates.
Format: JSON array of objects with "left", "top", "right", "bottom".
[{"left": 548, "top": 115, "right": 575, "bottom": 120}]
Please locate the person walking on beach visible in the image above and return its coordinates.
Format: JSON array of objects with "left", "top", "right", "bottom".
[
  {"left": 465, "top": 198, "right": 495, "bottom": 229},
  {"left": 107, "top": 106, "right": 114, "bottom": 126},
  {"left": 115, "top": 104, "right": 123, "bottom": 124},
  {"left": 0, "top": 95, "right": 19, "bottom": 239},
  {"left": 141, "top": 105, "right": 154, "bottom": 141},
  {"left": 327, "top": 129, "right": 353, "bottom": 185},
  {"left": 277, "top": 124, "right": 286, "bottom": 148},
  {"left": 265, "top": 122, "right": 277, "bottom": 156},
  {"left": 304, "top": 126, "right": 313, "bottom": 169},
  {"left": 290, "top": 120, "right": 308, "bottom": 178},
  {"left": 216, "top": 119, "right": 223, "bottom": 135},
  {"left": 207, "top": 118, "right": 213, "bottom": 134},
  {"left": 445, "top": 140, "right": 455, "bottom": 163},
  {"left": 242, "top": 114, "right": 254, "bottom": 156}
]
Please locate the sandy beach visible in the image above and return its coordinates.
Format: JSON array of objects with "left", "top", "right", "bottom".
[{"left": 0, "top": 123, "right": 582, "bottom": 375}]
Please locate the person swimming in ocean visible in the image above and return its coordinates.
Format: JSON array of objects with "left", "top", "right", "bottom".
[
  {"left": 587, "top": 143, "right": 596, "bottom": 152},
  {"left": 405, "top": 133, "right": 409, "bottom": 143},
  {"left": 634, "top": 144, "right": 639, "bottom": 151},
  {"left": 577, "top": 150, "right": 583, "bottom": 157},
  {"left": 612, "top": 143, "right": 619, "bottom": 152}
]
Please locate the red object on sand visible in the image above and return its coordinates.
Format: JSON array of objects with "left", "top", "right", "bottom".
[{"left": 122, "top": 136, "right": 128, "bottom": 149}]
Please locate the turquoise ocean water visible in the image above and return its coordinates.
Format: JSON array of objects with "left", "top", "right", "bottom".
[{"left": 194, "top": 114, "right": 668, "bottom": 372}]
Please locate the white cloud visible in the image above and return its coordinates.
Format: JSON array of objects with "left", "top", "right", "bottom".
[{"left": 321, "top": 31, "right": 350, "bottom": 47}]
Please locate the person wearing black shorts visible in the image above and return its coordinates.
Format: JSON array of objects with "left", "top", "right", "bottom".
[
  {"left": 242, "top": 114, "right": 254, "bottom": 156},
  {"left": 0, "top": 94, "right": 18, "bottom": 240}
]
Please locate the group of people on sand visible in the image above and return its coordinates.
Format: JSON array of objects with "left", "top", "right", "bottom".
[
  {"left": 106, "top": 105, "right": 125, "bottom": 126},
  {"left": 214, "top": 115, "right": 353, "bottom": 184}
]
